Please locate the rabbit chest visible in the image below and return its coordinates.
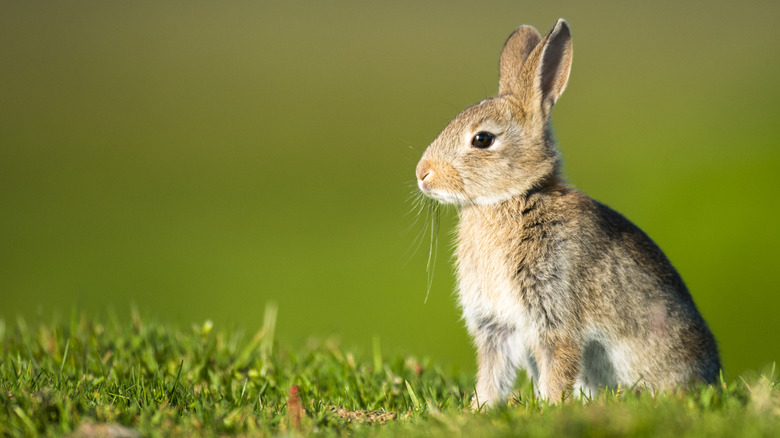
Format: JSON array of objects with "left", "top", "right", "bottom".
[{"left": 456, "top": 198, "right": 577, "bottom": 346}]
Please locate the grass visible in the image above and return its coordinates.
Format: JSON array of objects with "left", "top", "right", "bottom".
[{"left": 0, "top": 306, "right": 778, "bottom": 437}]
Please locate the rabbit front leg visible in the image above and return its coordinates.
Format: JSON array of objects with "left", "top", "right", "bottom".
[
  {"left": 535, "top": 333, "right": 582, "bottom": 402},
  {"left": 470, "top": 320, "right": 519, "bottom": 408}
]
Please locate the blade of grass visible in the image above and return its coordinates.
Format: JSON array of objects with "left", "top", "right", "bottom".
[{"left": 406, "top": 380, "right": 422, "bottom": 412}]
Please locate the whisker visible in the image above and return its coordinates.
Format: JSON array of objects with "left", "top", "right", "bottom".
[
  {"left": 410, "top": 191, "right": 429, "bottom": 226},
  {"left": 424, "top": 199, "right": 441, "bottom": 304},
  {"left": 406, "top": 197, "right": 427, "bottom": 228},
  {"left": 403, "top": 192, "right": 434, "bottom": 264},
  {"left": 404, "top": 189, "right": 426, "bottom": 216},
  {"left": 403, "top": 189, "right": 446, "bottom": 302}
]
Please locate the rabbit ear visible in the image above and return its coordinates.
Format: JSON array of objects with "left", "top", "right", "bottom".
[
  {"left": 519, "top": 19, "right": 573, "bottom": 115},
  {"left": 498, "top": 26, "right": 542, "bottom": 96}
]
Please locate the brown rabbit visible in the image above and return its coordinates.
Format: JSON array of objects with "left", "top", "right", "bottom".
[{"left": 415, "top": 19, "right": 720, "bottom": 406}]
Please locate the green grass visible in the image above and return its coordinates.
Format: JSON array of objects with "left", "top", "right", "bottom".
[{"left": 1, "top": 307, "right": 778, "bottom": 437}]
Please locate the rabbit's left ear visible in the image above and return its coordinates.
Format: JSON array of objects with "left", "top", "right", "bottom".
[
  {"left": 538, "top": 19, "right": 572, "bottom": 112},
  {"left": 521, "top": 19, "right": 573, "bottom": 115}
]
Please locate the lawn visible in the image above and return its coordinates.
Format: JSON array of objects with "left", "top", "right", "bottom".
[{"left": 1, "top": 305, "right": 778, "bottom": 437}]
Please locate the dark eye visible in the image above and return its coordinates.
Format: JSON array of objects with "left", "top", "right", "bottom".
[{"left": 471, "top": 131, "right": 495, "bottom": 149}]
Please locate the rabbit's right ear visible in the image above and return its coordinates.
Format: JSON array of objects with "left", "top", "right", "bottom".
[{"left": 498, "top": 26, "right": 542, "bottom": 96}]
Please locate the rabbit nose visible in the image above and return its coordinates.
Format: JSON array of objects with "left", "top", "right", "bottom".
[{"left": 416, "top": 160, "right": 432, "bottom": 182}]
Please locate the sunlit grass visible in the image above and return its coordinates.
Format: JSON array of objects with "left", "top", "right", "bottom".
[{"left": 1, "top": 307, "right": 777, "bottom": 437}]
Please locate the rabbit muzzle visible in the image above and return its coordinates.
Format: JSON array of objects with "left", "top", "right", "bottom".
[{"left": 415, "top": 158, "right": 468, "bottom": 204}]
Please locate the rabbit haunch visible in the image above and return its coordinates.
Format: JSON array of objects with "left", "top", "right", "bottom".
[{"left": 415, "top": 19, "right": 719, "bottom": 406}]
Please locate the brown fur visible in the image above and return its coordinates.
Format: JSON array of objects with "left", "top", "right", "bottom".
[{"left": 416, "top": 19, "right": 719, "bottom": 406}]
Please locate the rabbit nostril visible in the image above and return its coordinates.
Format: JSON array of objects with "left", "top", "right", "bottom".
[{"left": 416, "top": 160, "right": 432, "bottom": 182}]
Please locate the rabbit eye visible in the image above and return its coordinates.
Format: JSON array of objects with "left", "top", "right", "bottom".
[{"left": 471, "top": 131, "right": 495, "bottom": 149}]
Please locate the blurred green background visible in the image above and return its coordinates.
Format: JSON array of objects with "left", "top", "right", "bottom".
[{"left": 1, "top": 1, "right": 778, "bottom": 377}]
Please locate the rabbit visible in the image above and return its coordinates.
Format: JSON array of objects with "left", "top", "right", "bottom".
[{"left": 415, "top": 19, "right": 720, "bottom": 407}]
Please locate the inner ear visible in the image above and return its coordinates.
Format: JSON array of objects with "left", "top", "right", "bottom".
[{"left": 539, "top": 22, "right": 573, "bottom": 107}]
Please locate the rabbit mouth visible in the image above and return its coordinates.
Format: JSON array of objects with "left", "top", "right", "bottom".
[
  {"left": 418, "top": 179, "right": 514, "bottom": 206},
  {"left": 418, "top": 183, "right": 467, "bottom": 205}
]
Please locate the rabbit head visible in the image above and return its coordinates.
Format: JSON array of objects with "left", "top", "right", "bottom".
[{"left": 416, "top": 19, "right": 573, "bottom": 206}]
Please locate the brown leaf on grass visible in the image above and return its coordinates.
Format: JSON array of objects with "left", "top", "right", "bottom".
[
  {"left": 330, "top": 406, "right": 397, "bottom": 425},
  {"left": 287, "top": 385, "right": 305, "bottom": 431}
]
